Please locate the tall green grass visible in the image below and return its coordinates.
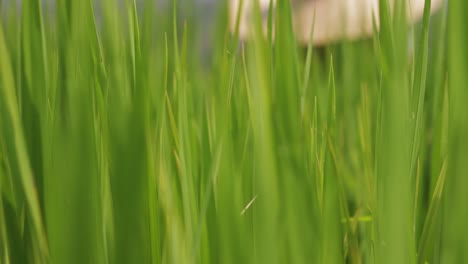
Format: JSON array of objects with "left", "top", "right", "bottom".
[{"left": 0, "top": 0, "right": 459, "bottom": 263}]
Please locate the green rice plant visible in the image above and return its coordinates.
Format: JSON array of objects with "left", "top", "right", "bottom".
[{"left": 0, "top": 0, "right": 457, "bottom": 263}]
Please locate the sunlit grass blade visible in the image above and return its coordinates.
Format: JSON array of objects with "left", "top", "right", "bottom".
[{"left": 376, "top": 0, "right": 414, "bottom": 263}]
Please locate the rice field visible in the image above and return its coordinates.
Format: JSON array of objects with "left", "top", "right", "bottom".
[{"left": 0, "top": 0, "right": 465, "bottom": 263}]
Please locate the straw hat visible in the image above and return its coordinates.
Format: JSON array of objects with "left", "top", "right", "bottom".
[{"left": 230, "top": 0, "right": 444, "bottom": 45}]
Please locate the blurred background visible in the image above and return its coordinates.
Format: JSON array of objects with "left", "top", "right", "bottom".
[{"left": 1, "top": 0, "right": 222, "bottom": 62}]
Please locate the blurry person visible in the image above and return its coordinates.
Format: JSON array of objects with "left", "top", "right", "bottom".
[{"left": 230, "top": 0, "right": 444, "bottom": 45}]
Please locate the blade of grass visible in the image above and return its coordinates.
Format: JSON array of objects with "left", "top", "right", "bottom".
[
  {"left": 441, "top": 0, "right": 468, "bottom": 262},
  {"left": 0, "top": 18, "right": 48, "bottom": 259}
]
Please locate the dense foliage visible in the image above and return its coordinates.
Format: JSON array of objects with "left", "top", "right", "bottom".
[{"left": 1, "top": 0, "right": 465, "bottom": 263}]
